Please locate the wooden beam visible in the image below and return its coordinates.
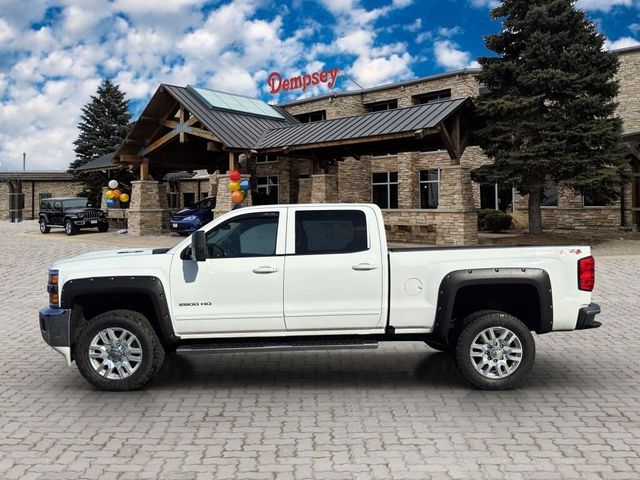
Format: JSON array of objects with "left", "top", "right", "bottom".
[
  {"left": 140, "top": 159, "right": 149, "bottom": 180},
  {"left": 179, "top": 108, "right": 185, "bottom": 143},
  {"left": 185, "top": 127, "right": 222, "bottom": 143},
  {"left": 120, "top": 154, "right": 143, "bottom": 164},
  {"left": 207, "top": 141, "right": 223, "bottom": 152},
  {"left": 139, "top": 129, "right": 179, "bottom": 156},
  {"left": 439, "top": 121, "right": 460, "bottom": 162}
]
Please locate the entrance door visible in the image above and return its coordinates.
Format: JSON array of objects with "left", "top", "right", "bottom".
[
  {"left": 169, "top": 209, "right": 287, "bottom": 336},
  {"left": 283, "top": 206, "right": 385, "bottom": 332}
]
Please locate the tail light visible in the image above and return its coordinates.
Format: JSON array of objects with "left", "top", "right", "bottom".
[{"left": 578, "top": 256, "right": 595, "bottom": 292}]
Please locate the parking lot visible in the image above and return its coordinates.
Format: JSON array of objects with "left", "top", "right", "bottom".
[{"left": 1, "top": 221, "right": 639, "bottom": 480}]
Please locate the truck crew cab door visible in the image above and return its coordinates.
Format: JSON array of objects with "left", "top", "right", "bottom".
[
  {"left": 283, "top": 206, "right": 385, "bottom": 332},
  {"left": 169, "top": 208, "right": 287, "bottom": 336}
]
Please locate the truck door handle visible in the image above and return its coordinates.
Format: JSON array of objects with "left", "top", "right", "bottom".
[
  {"left": 252, "top": 266, "right": 279, "bottom": 274},
  {"left": 352, "top": 263, "right": 378, "bottom": 271}
]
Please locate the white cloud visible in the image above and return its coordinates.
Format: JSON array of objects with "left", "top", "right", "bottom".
[
  {"left": 604, "top": 36, "right": 640, "bottom": 50},
  {"left": 433, "top": 40, "right": 478, "bottom": 69},
  {"left": 469, "top": 0, "right": 498, "bottom": 8},
  {"left": 576, "top": 0, "right": 633, "bottom": 13},
  {"left": 437, "top": 26, "right": 463, "bottom": 38},
  {"left": 405, "top": 18, "right": 422, "bottom": 33},
  {"left": 629, "top": 23, "right": 640, "bottom": 35}
]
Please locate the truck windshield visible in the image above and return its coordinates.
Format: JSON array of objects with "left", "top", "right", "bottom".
[{"left": 63, "top": 198, "right": 89, "bottom": 209}]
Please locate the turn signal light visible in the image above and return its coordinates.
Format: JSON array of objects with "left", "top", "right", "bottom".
[
  {"left": 578, "top": 256, "right": 595, "bottom": 292},
  {"left": 49, "top": 290, "right": 59, "bottom": 306}
]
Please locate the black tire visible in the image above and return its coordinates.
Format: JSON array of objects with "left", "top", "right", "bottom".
[
  {"left": 75, "top": 310, "right": 165, "bottom": 391},
  {"left": 426, "top": 310, "right": 499, "bottom": 353},
  {"left": 454, "top": 311, "right": 535, "bottom": 390},
  {"left": 98, "top": 223, "right": 109, "bottom": 233},
  {"left": 64, "top": 219, "right": 77, "bottom": 236},
  {"left": 39, "top": 218, "right": 50, "bottom": 234}
]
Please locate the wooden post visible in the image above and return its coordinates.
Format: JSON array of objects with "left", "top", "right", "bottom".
[
  {"left": 228, "top": 151, "right": 236, "bottom": 171},
  {"left": 140, "top": 159, "right": 149, "bottom": 180}
]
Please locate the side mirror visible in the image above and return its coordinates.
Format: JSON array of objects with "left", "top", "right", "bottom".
[{"left": 191, "top": 231, "right": 207, "bottom": 262}]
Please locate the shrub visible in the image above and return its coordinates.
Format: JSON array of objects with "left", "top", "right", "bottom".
[
  {"left": 485, "top": 212, "right": 513, "bottom": 233},
  {"left": 478, "top": 209, "right": 500, "bottom": 231}
]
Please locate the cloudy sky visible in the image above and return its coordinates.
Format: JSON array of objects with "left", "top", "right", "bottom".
[{"left": 0, "top": 0, "right": 638, "bottom": 171}]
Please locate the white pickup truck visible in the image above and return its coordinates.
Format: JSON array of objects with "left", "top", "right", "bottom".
[{"left": 40, "top": 203, "right": 600, "bottom": 391}]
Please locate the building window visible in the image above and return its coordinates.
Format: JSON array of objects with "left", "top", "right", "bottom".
[
  {"left": 256, "top": 154, "right": 278, "bottom": 163},
  {"left": 541, "top": 181, "right": 558, "bottom": 207},
  {"left": 413, "top": 89, "right": 452, "bottom": 105},
  {"left": 294, "top": 110, "right": 326, "bottom": 123},
  {"left": 583, "top": 190, "right": 611, "bottom": 207},
  {"left": 372, "top": 172, "right": 398, "bottom": 209},
  {"left": 183, "top": 192, "right": 195, "bottom": 208},
  {"left": 295, "top": 210, "right": 367, "bottom": 255},
  {"left": 419, "top": 169, "right": 440, "bottom": 209},
  {"left": 365, "top": 99, "right": 398, "bottom": 112},
  {"left": 256, "top": 176, "right": 279, "bottom": 205},
  {"left": 480, "top": 183, "right": 513, "bottom": 211},
  {"left": 201, "top": 192, "right": 208, "bottom": 200}
]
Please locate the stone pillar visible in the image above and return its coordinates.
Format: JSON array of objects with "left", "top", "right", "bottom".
[
  {"left": 213, "top": 173, "right": 252, "bottom": 216},
  {"left": 298, "top": 177, "right": 312, "bottom": 203},
  {"left": 0, "top": 182, "right": 11, "bottom": 221},
  {"left": 438, "top": 165, "right": 474, "bottom": 209},
  {"left": 100, "top": 187, "right": 109, "bottom": 209},
  {"left": 398, "top": 152, "right": 418, "bottom": 209},
  {"left": 127, "top": 180, "right": 170, "bottom": 236},
  {"left": 310, "top": 174, "right": 338, "bottom": 203},
  {"left": 208, "top": 171, "right": 219, "bottom": 197}
]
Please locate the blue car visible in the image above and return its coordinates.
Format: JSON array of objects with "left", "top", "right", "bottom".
[{"left": 169, "top": 197, "right": 216, "bottom": 236}]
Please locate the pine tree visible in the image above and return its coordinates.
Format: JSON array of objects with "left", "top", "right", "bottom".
[
  {"left": 472, "top": 0, "right": 625, "bottom": 234},
  {"left": 69, "top": 79, "right": 132, "bottom": 200}
]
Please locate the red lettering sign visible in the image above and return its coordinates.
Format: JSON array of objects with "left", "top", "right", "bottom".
[{"left": 267, "top": 68, "right": 340, "bottom": 94}]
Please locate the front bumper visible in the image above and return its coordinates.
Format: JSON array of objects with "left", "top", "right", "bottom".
[
  {"left": 169, "top": 219, "right": 200, "bottom": 233},
  {"left": 39, "top": 307, "right": 73, "bottom": 365},
  {"left": 576, "top": 303, "right": 601, "bottom": 330},
  {"left": 74, "top": 218, "right": 108, "bottom": 227}
]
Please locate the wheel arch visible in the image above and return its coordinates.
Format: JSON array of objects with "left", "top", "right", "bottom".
[
  {"left": 432, "top": 268, "right": 553, "bottom": 341},
  {"left": 61, "top": 276, "right": 178, "bottom": 348}
]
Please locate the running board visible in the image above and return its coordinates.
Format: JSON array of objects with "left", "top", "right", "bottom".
[{"left": 176, "top": 339, "right": 379, "bottom": 354}]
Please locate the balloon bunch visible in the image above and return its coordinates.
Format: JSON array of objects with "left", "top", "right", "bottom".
[
  {"left": 105, "top": 180, "right": 129, "bottom": 208},
  {"left": 227, "top": 170, "right": 250, "bottom": 204}
]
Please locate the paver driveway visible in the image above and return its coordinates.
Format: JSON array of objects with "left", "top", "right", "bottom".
[{"left": 1, "top": 221, "right": 639, "bottom": 480}]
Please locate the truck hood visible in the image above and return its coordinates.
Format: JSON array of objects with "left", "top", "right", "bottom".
[{"left": 52, "top": 248, "right": 162, "bottom": 268}]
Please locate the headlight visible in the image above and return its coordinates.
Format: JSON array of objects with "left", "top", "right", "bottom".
[
  {"left": 77, "top": 213, "right": 84, "bottom": 219},
  {"left": 184, "top": 216, "right": 197, "bottom": 221}
]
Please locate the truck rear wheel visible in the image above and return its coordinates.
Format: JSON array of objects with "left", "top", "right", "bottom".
[
  {"left": 75, "top": 310, "right": 165, "bottom": 391},
  {"left": 39, "top": 219, "right": 50, "bottom": 234},
  {"left": 454, "top": 311, "right": 535, "bottom": 390}
]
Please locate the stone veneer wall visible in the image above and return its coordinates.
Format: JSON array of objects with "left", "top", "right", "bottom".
[
  {"left": 382, "top": 210, "right": 477, "bottom": 245},
  {"left": 310, "top": 174, "right": 338, "bottom": 203},
  {"left": 0, "top": 182, "right": 10, "bottom": 220},
  {"left": 617, "top": 48, "right": 640, "bottom": 134},
  {"left": 14, "top": 180, "right": 84, "bottom": 220}
]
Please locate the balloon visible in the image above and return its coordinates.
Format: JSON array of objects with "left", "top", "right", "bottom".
[
  {"left": 228, "top": 170, "right": 241, "bottom": 182},
  {"left": 108, "top": 180, "right": 118, "bottom": 189},
  {"left": 241, "top": 189, "right": 247, "bottom": 198},
  {"left": 106, "top": 198, "right": 117, "bottom": 208},
  {"left": 239, "top": 179, "right": 250, "bottom": 191},
  {"left": 119, "top": 193, "right": 129, "bottom": 203},
  {"left": 105, "top": 190, "right": 115, "bottom": 199},
  {"left": 228, "top": 181, "right": 240, "bottom": 192},
  {"left": 231, "top": 191, "right": 243, "bottom": 203},
  {"left": 113, "top": 189, "right": 121, "bottom": 199}
]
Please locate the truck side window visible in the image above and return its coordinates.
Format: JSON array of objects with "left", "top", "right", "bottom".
[
  {"left": 205, "top": 212, "right": 278, "bottom": 258},
  {"left": 295, "top": 210, "right": 367, "bottom": 255}
]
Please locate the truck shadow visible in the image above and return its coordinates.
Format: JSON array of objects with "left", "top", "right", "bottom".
[{"left": 151, "top": 350, "right": 467, "bottom": 390}]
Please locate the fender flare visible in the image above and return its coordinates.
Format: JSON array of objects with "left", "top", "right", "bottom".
[
  {"left": 60, "top": 276, "right": 178, "bottom": 344},
  {"left": 432, "top": 267, "right": 553, "bottom": 340}
]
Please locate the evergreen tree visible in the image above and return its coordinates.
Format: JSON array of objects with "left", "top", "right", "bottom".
[
  {"left": 472, "top": 0, "right": 625, "bottom": 234},
  {"left": 69, "top": 79, "right": 132, "bottom": 200}
]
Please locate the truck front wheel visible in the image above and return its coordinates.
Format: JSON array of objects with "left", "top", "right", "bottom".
[
  {"left": 75, "top": 310, "right": 165, "bottom": 391},
  {"left": 64, "top": 219, "right": 77, "bottom": 236},
  {"left": 454, "top": 311, "right": 535, "bottom": 390}
]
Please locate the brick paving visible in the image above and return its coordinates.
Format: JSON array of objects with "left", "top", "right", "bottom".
[{"left": 1, "top": 220, "right": 639, "bottom": 480}]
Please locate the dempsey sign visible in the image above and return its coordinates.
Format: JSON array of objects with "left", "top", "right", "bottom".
[{"left": 267, "top": 68, "right": 340, "bottom": 94}]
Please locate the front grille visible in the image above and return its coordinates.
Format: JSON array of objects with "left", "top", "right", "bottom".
[{"left": 84, "top": 210, "right": 101, "bottom": 220}]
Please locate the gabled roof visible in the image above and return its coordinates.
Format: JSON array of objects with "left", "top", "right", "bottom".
[
  {"left": 162, "top": 85, "right": 295, "bottom": 149},
  {"left": 0, "top": 171, "right": 75, "bottom": 181},
  {"left": 75, "top": 152, "right": 117, "bottom": 172},
  {"left": 256, "top": 97, "right": 470, "bottom": 150}
]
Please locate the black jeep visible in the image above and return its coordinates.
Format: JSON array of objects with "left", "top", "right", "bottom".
[{"left": 39, "top": 197, "right": 109, "bottom": 235}]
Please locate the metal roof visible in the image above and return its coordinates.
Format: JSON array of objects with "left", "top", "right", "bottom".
[
  {"left": 163, "top": 85, "right": 294, "bottom": 149},
  {"left": 75, "top": 152, "right": 117, "bottom": 172},
  {"left": 0, "top": 171, "right": 75, "bottom": 181},
  {"left": 189, "top": 86, "right": 285, "bottom": 119},
  {"left": 256, "top": 97, "right": 470, "bottom": 149}
]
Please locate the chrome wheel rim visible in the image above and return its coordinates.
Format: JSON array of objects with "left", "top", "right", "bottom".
[
  {"left": 89, "top": 328, "right": 143, "bottom": 380},
  {"left": 40, "top": 221, "right": 46, "bottom": 232},
  {"left": 65, "top": 222, "right": 72, "bottom": 234},
  {"left": 470, "top": 327, "right": 523, "bottom": 379}
]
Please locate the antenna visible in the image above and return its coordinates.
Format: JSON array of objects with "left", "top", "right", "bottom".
[
  {"left": 339, "top": 71, "right": 364, "bottom": 90},
  {"left": 23, "top": 152, "right": 26, "bottom": 171}
]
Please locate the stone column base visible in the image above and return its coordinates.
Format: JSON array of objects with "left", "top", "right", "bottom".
[
  {"left": 298, "top": 177, "right": 312, "bottom": 203},
  {"left": 0, "top": 182, "right": 10, "bottom": 221},
  {"left": 214, "top": 174, "right": 252, "bottom": 216},
  {"left": 128, "top": 180, "right": 170, "bottom": 236},
  {"left": 311, "top": 174, "right": 338, "bottom": 203}
]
